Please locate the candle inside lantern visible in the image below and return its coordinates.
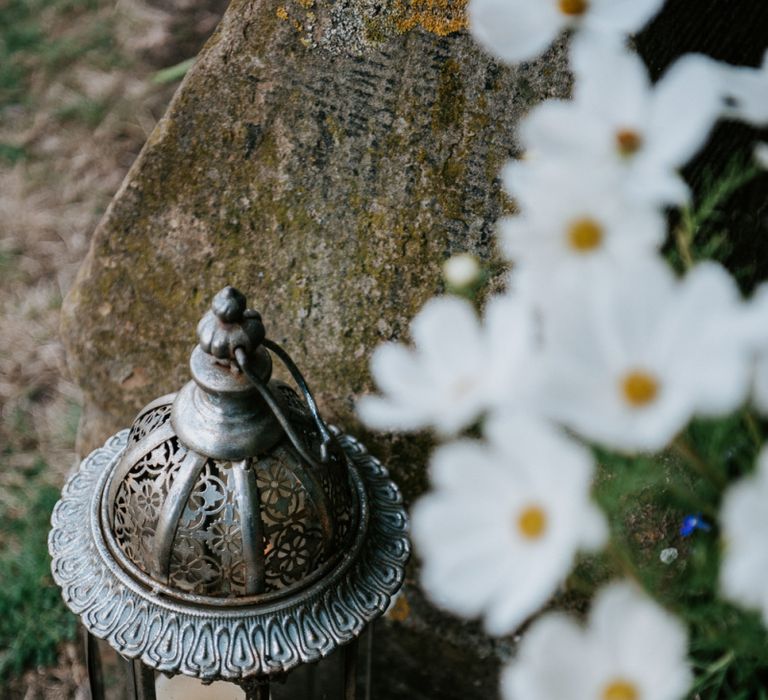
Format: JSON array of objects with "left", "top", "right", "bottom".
[{"left": 155, "top": 674, "right": 246, "bottom": 700}]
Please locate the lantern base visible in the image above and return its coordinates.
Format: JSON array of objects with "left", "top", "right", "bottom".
[{"left": 50, "top": 428, "right": 408, "bottom": 683}]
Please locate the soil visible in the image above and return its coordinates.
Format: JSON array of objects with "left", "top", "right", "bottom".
[{"left": 0, "top": 1, "right": 227, "bottom": 697}]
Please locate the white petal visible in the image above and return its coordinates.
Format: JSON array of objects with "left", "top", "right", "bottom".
[
  {"left": 755, "top": 142, "right": 768, "bottom": 169},
  {"left": 646, "top": 54, "right": 723, "bottom": 168},
  {"left": 355, "top": 395, "right": 429, "bottom": 431},
  {"left": 623, "top": 162, "right": 691, "bottom": 206},
  {"left": 484, "top": 552, "right": 572, "bottom": 635},
  {"left": 718, "top": 52, "right": 768, "bottom": 126},
  {"left": 497, "top": 215, "right": 534, "bottom": 262},
  {"left": 585, "top": 0, "right": 666, "bottom": 34},
  {"left": 662, "top": 263, "right": 750, "bottom": 415},
  {"left": 501, "top": 614, "right": 593, "bottom": 700},
  {"left": 468, "top": 0, "right": 563, "bottom": 64},
  {"left": 743, "top": 282, "right": 768, "bottom": 348},
  {"left": 483, "top": 293, "right": 537, "bottom": 399},
  {"left": 590, "top": 582, "right": 690, "bottom": 681},
  {"left": 719, "top": 461, "right": 768, "bottom": 613},
  {"left": 368, "top": 342, "right": 424, "bottom": 397},
  {"left": 517, "top": 101, "right": 607, "bottom": 162},
  {"left": 570, "top": 39, "right": 652, "bottom": 124},
  {"left": 410, "top": 296, "right": 481, "bottom": 371},
  {"left": 428, "top": 439, "right": 497, "bottom": 490},
  {"left": 578, "top": 505, "right": 609, "bottom": 551}
]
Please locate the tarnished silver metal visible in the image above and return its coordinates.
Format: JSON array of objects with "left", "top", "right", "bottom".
[{"left": 48, "top": 286, "right": 409, "bottom": 692}]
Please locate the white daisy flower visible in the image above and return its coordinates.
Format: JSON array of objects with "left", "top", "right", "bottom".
[
  {"left": 502, "top": 581, "right": 692, "bottom": 700},
  {"left": 717, "top": 50, "right": 768, "bottom": 126},
  {"left": 468, "top": 0, "right": 665, "bottom": 65},
  {"left": 537, "top": 259, "right": 751, "bottom": 453},
  {"left": 720, "top": 447, "right": 768, "bottom": 623},
  {"left": 520, "top": 42, "right": 723, "bottom": 205},
  {"left": 443, "top": 252, "right": 483, "bottom": 290},
  {"left": 357, "top": 294, "right": 535, "bottom": 436},
  {"left": 412, "top": 415, "right": 607, "bottom": 635},
  {"left": 498, "top": 160, "right": 666, "bottom": 292}
]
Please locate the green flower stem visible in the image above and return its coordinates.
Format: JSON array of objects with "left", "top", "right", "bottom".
[
  {"left": 666, "top": 482, "right": 718, "bottom": 520},
  {"left": 673, "top": 224, "right": 695, "bottom": 270},
  {"left": 671, "top": 436, "right": 726, "bottom": 491},
  {"left": 691, "top": 650, "right": 735, "bottom": 692},
  {"left": 742, "top": 409, "right": 763, "bottom": 450}
]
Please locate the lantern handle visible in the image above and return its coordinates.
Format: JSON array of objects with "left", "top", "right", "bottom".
[
  {"left": 233, "top": 345, "right": 332, "bottom": 466},
  {"left": 262, "top": 338, "right": 334, "bottom": 458}
]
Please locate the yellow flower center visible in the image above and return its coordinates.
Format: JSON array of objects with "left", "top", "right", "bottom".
[
  {"left": 567, "top": 218, "right": 603, "bottom": 252},
  {"left": 602, "top": 679, "right": 639, "bottom": 700},
  {"left": 621, "top": 370, "right": 659, "bottom": 407},
  {"left": 559, "top": 0, "right": 589, "bottom": 16},
  {"left": 517, "top": 505, "right": 547, "bottom": 540},
  {"left": 615, "top": 129, "right": 643, "bottom": 157}
]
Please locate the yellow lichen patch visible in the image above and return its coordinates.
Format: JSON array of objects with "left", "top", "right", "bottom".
[
  {"left": 517, "top": 505, "right": 547, "bottom": 540},
  {"left": 621, "top": 370, "right": 659, "bottom": 407},
  {"left": 602, "top": 679, "right": 638, "bottom": 700},
  {"left": 394, "top": 0, "right": 469, "bottom": 37},
  {"left": 276, "top": 2, "right": 315, "bottom": 39}
]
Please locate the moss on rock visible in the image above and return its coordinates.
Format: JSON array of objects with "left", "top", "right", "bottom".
[{"left": 60, "top": 1, "right": 571, "bottom": 695}]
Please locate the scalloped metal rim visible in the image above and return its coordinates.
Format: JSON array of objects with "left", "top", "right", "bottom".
[{"left": 49, "top": 428, "right": 409, "bottom": 681}]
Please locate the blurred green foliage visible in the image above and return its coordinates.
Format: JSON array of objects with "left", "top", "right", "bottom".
[
  {"left": 0, "top": 0, "right": 121, "bottom": 110},
  {"left": 0, "top": 142, "right": 26, "bottom": 163},
  {"left": 585, "top": 413, "right": 768, "bottom": 698},
  {"left": 0, "top": 481, "right": 77, "bottom": 679},
  {"left": 567, "top": 156, "right": 768, "bottom": 697}
]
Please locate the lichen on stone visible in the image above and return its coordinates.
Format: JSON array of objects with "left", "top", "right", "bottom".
[{"left": 393, "top": 0, "right": 468, "bottom": 36}]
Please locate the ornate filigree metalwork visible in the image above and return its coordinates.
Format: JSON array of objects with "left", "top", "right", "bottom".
[
  {"left": 49, "top": 427, "right": 409, "bottom": 681},
  {"left": 108, "top": 386, "right": 355, "bottom": 599},
  {"left": 128, "top": 402, "right": 173, "bottom": 445},
  {"left": 49, "top": 285, "right": 409, "bottom": 692}
]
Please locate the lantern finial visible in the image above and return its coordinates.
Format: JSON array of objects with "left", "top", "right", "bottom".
[
  {"left": 49, "top": 284, "right": 409, "bottom": 694},
  {"left": 197, "top": 285, "right": 265, "bottom": 361}
]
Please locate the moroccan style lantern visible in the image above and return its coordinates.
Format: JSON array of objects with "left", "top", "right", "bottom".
[{"left": 49, "top": 286, "right": 409, "bottom": 699}]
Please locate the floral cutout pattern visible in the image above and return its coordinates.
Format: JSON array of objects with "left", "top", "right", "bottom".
[
  {"left": 112, "top": 435, "right": 186, "bottom": 568},
  {"left": 127, "top": 403, "right": 172, "bottom": 445},
  {"left": 111, "top": 392, "right": 357, "bottom": 598}
]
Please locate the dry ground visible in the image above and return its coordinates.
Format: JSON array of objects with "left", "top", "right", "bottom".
[{"left": 0, "top": 1, "right": 226, "bottom": 696}]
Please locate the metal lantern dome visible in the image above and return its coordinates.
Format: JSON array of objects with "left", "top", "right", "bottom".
[{"left": 49, "top": 286, "right": 409, "bottom": 700}]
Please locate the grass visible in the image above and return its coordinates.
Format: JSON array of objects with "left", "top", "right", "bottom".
[
  {"left": 0, "top": 0, "right": 121, "bottom": 110},
  {"left": 0, "top": 2, "right": 94, "bottom": 679},
  {"left": 0, "top": 143, "right": 27, "bottom": 164},
  {"left": 0, "top": 0, "right": 223, "bottom": 695},
  {"left": 0, "top": 481, "right": 78, "bottom": 680},
  {"left": 566, "top": 156, "right": 768, "bottom": 698},
  {"left": 0, "top": 0, "right": 144, "bottom": 694}
]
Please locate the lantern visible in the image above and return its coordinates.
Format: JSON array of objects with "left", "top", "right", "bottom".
[{"left": 49, "top": 286, "right": 409, "bottom": 699}]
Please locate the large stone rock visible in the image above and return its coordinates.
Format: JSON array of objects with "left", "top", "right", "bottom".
[
  {"left": 61, "top": 1, "right": 570, "bottom": 695},
  {"left": 60, "top": 0, "right": 768, "bottom": 695},
  {"left": 62, "top": 5, "right": 570, "bottom": 484}
]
